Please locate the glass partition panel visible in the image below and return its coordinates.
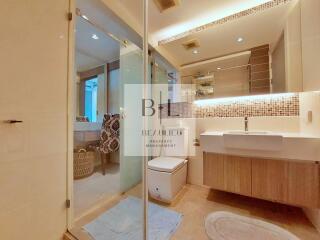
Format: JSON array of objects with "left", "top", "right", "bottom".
[
  {"left": 71, "top": 0, "right": 146, "bottom": 239},
  {"left": 120, "top": 43, "right": 144, "bottom": 192}
]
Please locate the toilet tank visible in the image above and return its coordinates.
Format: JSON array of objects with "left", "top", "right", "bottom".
[{"left": 161, "top": 127, "right": 188, "bottom": 158}]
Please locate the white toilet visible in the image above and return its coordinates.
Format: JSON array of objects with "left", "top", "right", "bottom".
[{"left": 148, "top": 127, "right": 188, "bottom": 203}]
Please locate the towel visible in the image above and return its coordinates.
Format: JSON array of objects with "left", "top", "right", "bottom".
[{"left": 99, "top": 114, "right": 120, "bottom": 154}]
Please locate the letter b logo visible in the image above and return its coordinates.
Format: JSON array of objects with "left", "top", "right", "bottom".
[{"left": 142, "top": 99, "right": 155, "bottom": 116}]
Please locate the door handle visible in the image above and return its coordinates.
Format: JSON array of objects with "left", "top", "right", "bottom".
[{"left": 4, "top": 120, "right": 23, "bottom": 124}]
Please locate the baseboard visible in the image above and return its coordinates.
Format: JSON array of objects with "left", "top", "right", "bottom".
[
  {"left": 303, "top": 208, "right": 320, "bottom": 232},
  {"left": 74, "top": 193, "right": 121, "bottom": 222}
]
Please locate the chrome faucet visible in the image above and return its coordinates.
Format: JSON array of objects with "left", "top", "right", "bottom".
[{"left": 244, "top": 117, "right": 249, "bottom": 132}]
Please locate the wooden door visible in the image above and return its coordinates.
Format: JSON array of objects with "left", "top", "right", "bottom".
[
  {"left": 252, "top": 158, "right": 288, "bottom": 203},
  {"left": 224, "top": 155, "right": 252, "bottom": 196},
  {"left": 0, "top": 0, "right": 70, "bottom": 238}
]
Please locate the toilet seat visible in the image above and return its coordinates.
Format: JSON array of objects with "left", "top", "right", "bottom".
[{"left": 148, "top": 157, "right": 186, "bottom": 173}]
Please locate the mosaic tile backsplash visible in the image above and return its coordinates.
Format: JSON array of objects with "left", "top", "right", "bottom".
[{"left": 160, "top": 93, "right": 299, "bottom": 118}]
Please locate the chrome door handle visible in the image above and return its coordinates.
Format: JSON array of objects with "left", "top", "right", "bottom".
[{"left": 4, "top": 120, "right": 23, "bottom": 124}]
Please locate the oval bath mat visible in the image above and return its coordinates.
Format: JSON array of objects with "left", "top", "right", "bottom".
[{"left": 205, "top": 211, "right": 300, "bottom": 240}]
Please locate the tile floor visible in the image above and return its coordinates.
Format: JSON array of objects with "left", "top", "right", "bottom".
[
  {"left": 73, "top": 163, "right": 120, "bottom": 219},
  {"left": 69, "top": 184, "right": 320, "bottom": 240}
]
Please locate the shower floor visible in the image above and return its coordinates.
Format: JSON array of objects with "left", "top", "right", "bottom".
[{"left": 73, "top": 163, "right": 120, "bottom": 220}]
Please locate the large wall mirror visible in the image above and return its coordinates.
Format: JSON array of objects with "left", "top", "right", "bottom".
[
  {"left": 74, "top": 9, "right": 120, "bottom": 123},
  {"left": 153, "top": 0, "right": 315, "bottom": 100}
]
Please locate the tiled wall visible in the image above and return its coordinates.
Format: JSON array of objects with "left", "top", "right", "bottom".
[
  {"left": 161, "top": 93, "right": 300, "bottom": 118},
  {"left": 249, "top": 45, "right": 271, "bottom": 94}
]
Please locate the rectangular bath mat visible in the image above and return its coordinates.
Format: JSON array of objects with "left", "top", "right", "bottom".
[{"left": 83, "top": 196, "right": 182, "bottom": 240}]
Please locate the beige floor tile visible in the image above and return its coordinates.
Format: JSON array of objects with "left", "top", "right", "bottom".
[
  {"left": 69, "top": 184, "right": 320, "bottom": 240},
  {"left": 73, "top": 163, "right": 120, "bottom": 219}
]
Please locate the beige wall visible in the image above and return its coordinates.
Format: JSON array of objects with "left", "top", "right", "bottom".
[
  {"left": 0, "top": 0, "right": 70, "bottom": 239},
  {"left": 214, "top": 68, "right": 250, "bottom": 98},
  {"left": 299, "top": 91, "right": 320, "bottom": 231},
  {"left": 299, "top": 92, "right": 320, "bottom": 136},
  {"left": 272, "top": 34, "right": 286, "bottom": 93},
  {"left": 301, "top": 0, "right": 320, "bottom": 91},
  {"left": 284, "top": 0, "right": 303, "bottom": 92},
  {"left": 299, "top": 0, "right": 320, "bottom": 226}
]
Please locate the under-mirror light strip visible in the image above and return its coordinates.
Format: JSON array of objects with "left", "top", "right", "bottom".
[{"left": 193, "top": 93, "right": 297, "bottom": 106}]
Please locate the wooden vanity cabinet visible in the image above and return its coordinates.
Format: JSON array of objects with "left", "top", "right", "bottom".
[
  {"left": 203, "top": 153, "right": 225, "bottom": 191},
  {"left": 287, "top": 161, "right": 320, "bottom": 208},
  {"left": 203, "top": 153, "right": 252, "bottom": 196},
  {"left": 224, "top": 155, "right": 252, "bottom": 196},
  {"left": 251, "top": 159, "right": 288, "bottom": 203},
  {"left": 203, "top": 152, "right": 320, "bottom": 208}
]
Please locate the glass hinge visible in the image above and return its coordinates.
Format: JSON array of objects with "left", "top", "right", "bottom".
[
  {"left": 66, "top": 199, "right": 71, "bottom": 208},
  {"left": 68, "top": 12, "right": 73, "bottom": 21}
]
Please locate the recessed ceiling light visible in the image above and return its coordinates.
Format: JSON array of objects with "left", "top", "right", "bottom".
[
  {"left": 237, "top": 37, "right": 244, "bottom": 43},
  {"left": 217, "top": 67, "right": 221, "bottom": 70},
  {"left": 82, "top": 15, "right": 89, "bottom": 20},
  {"left": 192, "top": 49, "right": 199, "bottom": 54},
  {"left": 92, "top": 34, "right": 99, "bottom": 40}
]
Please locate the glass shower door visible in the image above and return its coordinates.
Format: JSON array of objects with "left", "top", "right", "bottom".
[{"left": 119, "top": 42, "right": 145, "bottom": 193}]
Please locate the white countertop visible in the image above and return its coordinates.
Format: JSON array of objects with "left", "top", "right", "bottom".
[
  {"left": 200, "top": 131, "right": 320, "bottom": 162},
  {"left": 201, "top": 131, "right": 320, "bottom": 139},
  {"left": 74, "top": 122, "right": 102, "bottom": 131}
]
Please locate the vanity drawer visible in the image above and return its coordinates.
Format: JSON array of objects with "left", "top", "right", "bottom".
[
  {"left": 252, "top": 159, "right": 288, "bottom": 203},
  {"left": 203, "top": 152, "right": 252, "bottom": 196},
  {"left": 287, "top": 161, "right": 319, "bottom": 208},
  {"left": 203, "top": 152, "right": 225, "bottom": 191}
]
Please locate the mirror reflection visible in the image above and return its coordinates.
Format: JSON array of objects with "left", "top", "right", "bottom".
[
  {"left": 155, "top": 0, "right": 304, "bottom": 99},
  {"left": 75, "top": 11, "right": 119, "bottom": 123}
]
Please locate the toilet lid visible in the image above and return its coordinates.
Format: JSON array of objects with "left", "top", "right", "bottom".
[{"left": 148, "top": 157, "right": 186, "bottom": 173}]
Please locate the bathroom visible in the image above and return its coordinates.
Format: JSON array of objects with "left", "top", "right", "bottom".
[
  {"left": 1, "top": 0, "right": 320, "bottom": 240},
  {"left": 67, "top": 0, "right": 320, "bottom": 239}
]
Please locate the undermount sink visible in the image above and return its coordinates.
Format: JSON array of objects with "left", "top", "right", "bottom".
[{"left": 223, "top": 131, "right": 283, "bottom": 151}]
